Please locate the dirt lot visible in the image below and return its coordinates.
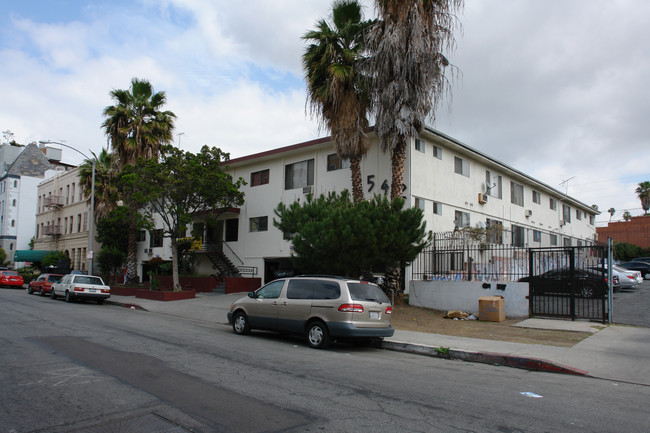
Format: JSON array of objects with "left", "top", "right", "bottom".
[{"left": 390, "top": 303, "right": 594, "bottom": 347}]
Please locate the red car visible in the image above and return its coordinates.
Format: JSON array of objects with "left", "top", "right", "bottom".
[
  {"left": 0, "top": 270, "right": 24, "bottom": 288},
  {"left": 28, "top": 273, "right": 64, "bottom": 296}
]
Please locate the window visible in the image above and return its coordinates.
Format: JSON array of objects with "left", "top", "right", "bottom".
[
  {"left": 71, "top": 183, "right": 75, "bottom": 204},
  {"left": 549, "top": 198, "right": 557, "bottom": 210},
  {"left": 138, "top": 230, "right": 147, "bottom": 242},
  {"left": 10, "top": 219, "right": 15, "bottom": 227},
  {"left": 589, "top": 215, "right": 595, "bottom": 225},
  {"left": 454, "top": 157, "right": 469, "bottom": 177},
  {"left": 251, "top": 169, "right": 269, "bottom": 186},
  {"left": 69, "top": 216, "right": 74, "bottom": 233},
  {"left": 550, "top": 234, "right": 558, "bottom": 246},
  {"left": 415, "top": 138, "right": 425, "bottom": 153},
  {"left": 486, "top": 219, "right": 503, "bottom": 244},
  {"left": 285, "top": 159, "right": 314, "bottom": 189},
  {"left": 577, "top": 240, "right": 583, "bottom": 247},
  {"left": 414, "top": 197, "right": 426, "bottom": 210},
  {"left": 576, "top": 209, "right": 582, "bottom": 220},
  {"left": 485, "top": 171, "right": 502, "bottom": 199},
  {"left": 150, "top": 229, "right": 163, "bottom": 248},
  {"left": 225, "top": 219, "right": 239, "bottom": 242},
  {"left": 563, "top": 237, "right": 572, "bottom": 247},
  {"left": 511, "top": 225, "right": 525, "bottom": 247},
  {"left": 77, "top": 213, "right": 82, "bottom": 232},
  {"left": 287, "top": 279, "right": 341, "bottom": 300},
  {"left": 533, "top": 230, "right": 542, "bottom": 242},
  {"left": 511, "top": 182, "right": 524, "bottom": 206},
  {"left": 64, "top": 217, "right": 68, "bottom": 234},
  {"left": 326, "top": 154, "right": 350, "bottom": 171},
  {"left": 454, "top": 211, "right": 470, "bottom": 228},
  {"left": 250, "top": 216, "right": 268, "bottom": 232},
  {"left": 12, "top": 199, "right": 16, "bottom": 207},
  {"left": 433, "top": 145, "right": 442, "bottom": 159},
  {"left": 532, "top": 190, "right": 541, "bottom": 204},
  {"left": 433, "top": 202, "right": 442, "bottom": 215},
  {"left": 562, "top": 204, "right": 571, "bottom": 223},
  {"left": 256, "top": 280, "right": 284, "bottom": 299}
]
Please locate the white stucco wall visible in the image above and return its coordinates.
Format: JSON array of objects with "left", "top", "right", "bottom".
[{"left": 408, "top": 280, "right": 530, "bottom": 318}]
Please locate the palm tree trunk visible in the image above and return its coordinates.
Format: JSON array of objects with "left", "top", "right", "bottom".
[
  {"left": 125, "top": 216, "right": 139, "bottom": 284},
  {"left": 390, "top": 139, "right": 406, "bottom": 200},
  {"left": 350, "top": 154, "right": 364, "bottom": 202}
]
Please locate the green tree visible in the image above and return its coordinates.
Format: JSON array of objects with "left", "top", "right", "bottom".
[
  {"left": 623, "top": 210, "right": 632, "bottom": 221},
  {"left": 96, "top": 246, "right": 126, "bottom": 284},
  {"left": 274, "top": 191, "right": 430, "bottom": 286},
  {"left": 132, "top": 145, "right": 245, "bottom": 291},
  {"left": 0, "top": 247, "right": 9, "bottom": 267},
  {"left": 365, "top": 0, "right": 463, "bottom": 200},
  {"left": 95, "top": 206, "right": 132, "bottom": 254},
  {"left": 635, "top": 181, "right": 650, "bottom": 215},
  {"left": 303, "top": 0, "right": 375, "bottom": 202},
  {"left": 102, "top": 78, "right": 176, "bottom": 284},
  {"left": 42, "top": 251, "right": 70, "bottom": 270}
]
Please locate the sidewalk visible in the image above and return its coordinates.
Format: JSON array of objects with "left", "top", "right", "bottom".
[{"left": 107, "top": 292, "right": 650, "bottom": 386}]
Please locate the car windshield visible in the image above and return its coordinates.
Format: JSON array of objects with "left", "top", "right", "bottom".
[
  {"left": 4, "top": 271, "right": 19, "bottom": 276},
  {"left": 50, "top": 275, "right": 63, "bottom": 282},
  {"left": 348, "top": 282, "right": 390, "bottom": 304}
]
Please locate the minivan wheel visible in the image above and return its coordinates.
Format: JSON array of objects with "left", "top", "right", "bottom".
[
  {"left": 232, "top": 312, "right": 251, "bottom": 335},
  {"left": 307, "top": 321, "right": 330, "bottom": 349}
]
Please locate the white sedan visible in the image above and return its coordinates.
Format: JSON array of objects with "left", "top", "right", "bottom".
[{"left": 51, "top": 274, "right": 111, "bottom": 304}]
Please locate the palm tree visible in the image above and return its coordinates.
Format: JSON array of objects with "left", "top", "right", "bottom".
[
  {"left": 365, "top": 0, "right": 463, "bottom": 199},
  {"left": 623, "top": 210, "right": 632, "bottom": 222},
  {"left": 303, "top": 0, "right": 374, "bottom": 202},
  {"left": 102, "top": 78, "right": 176, "bottom": 167},
  {"left": 635, "top": 181, "right": 650, "bottom": 215},
  {"left": 102, "top": 78, "right": 176, "bottom": 284},
  {"left": 78, "top": 148, "right": 117, "bottom": 221},
  {"left": 608, "top": 207, "right": 616, "bottom": 222}
]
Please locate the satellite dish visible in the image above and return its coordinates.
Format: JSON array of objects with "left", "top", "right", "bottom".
[
  {"left": 478, "top": 221, "right": 486, "bottom": 229},
  {"left": 484, "top": 180, "right": 495, "bottom": 193}
]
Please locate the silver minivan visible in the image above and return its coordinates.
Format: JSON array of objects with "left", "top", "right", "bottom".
[{"left": 227, "top": 276, "right": 394, "bottom": 348}]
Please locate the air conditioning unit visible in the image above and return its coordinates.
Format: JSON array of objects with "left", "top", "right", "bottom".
[
  {"left": 560, "top": 220, "right": 566, "bottom": 227},
  {"left": 478, "top": 193, "right": 488, "bottom": 205},
  {"left": 525, "top": 209, "right": 532, "bottom": 218},
  {"left": 144, "top": 248, "right": 151, "bottom": 254},
  {"left": 302, "top": 186, "right": 313, "bottom": 194}
]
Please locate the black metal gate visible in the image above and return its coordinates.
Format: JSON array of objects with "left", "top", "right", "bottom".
[{"left": 528, "top": 246, "right": 609, "bottom": 323}]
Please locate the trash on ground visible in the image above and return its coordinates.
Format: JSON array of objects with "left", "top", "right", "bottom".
[
  {"left": 520, "top": 392, "right": 543, "bottom": 398},
  {"left": 444, "top": 310, "right": 472, "bottom": 320}
]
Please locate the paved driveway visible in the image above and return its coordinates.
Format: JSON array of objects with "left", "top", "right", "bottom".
[{"left": 612, "top": 279, "right": 650, "bottom": 327}]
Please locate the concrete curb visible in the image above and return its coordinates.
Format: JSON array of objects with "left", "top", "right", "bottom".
[{"left": 383, "top": 341, "right": 590, "bottom": 377}]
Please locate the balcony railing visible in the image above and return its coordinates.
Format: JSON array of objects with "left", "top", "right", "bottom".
[
  {"left": 43, "top": 195, "right": 65, "bottom": 208},
  {"left": 43, "top": 225, "right": 62, "bottom": 236}
]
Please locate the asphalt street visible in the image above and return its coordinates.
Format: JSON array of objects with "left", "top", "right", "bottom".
[{"left": 1, "top": 289, "right": 648, "bottom": 433}]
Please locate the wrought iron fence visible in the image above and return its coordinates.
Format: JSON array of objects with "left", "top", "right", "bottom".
[{"left": 411, "top": 230, "right": 529, "bottom": 282}]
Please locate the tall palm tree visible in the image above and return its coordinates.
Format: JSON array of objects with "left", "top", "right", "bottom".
[
  {"left": 102, "top": 78, "right": 176, "bottom": 284},
  {"left": 635, "top": 181, "right": 650, "bottom": 215},
  {"left": 303, "top": 0, "right": 374, "bottom": 202},
  {"left": 102, "top": 78, "right": 176, "bottom": 167},
  {"left": 365, "top": 0, "right": 463, "bottom": 199}
]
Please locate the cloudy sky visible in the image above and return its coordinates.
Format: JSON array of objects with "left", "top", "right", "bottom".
[{"left": 1, "top": 0, "right": 648, "bottom": 224}]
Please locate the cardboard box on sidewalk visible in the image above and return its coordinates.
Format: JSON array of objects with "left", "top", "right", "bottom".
[{"left": 479, "top": 296, "right": 505, "bottom": 322}]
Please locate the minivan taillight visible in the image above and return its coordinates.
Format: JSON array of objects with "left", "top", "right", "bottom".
[
  {"left": 385, "top": 306, "right": 393, "bottom": 314},
  {"left": 338, "top": 304, "right": 364, "bottom": 313}
]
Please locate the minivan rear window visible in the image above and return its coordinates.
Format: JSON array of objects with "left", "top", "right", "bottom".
[
  {"left": 287, "top": 279, "right": 341, "bottom": 299},
  {"left": 348, "top": 283, "right": 390, "bottom": 304}
]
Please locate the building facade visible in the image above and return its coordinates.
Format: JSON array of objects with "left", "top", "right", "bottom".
[
  {"left": 33, "top": 166, "right": 98, "bottom": 272},
  {"left": 0, "top": 142, "right": 57, "bottom": 266},
  {"left": 597, "top": 216, "right": 650, "bottom": 249},
  {"left": 134, "top": 127, "right": 598, "bottom": 285}
]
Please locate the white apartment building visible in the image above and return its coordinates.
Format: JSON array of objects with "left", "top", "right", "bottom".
[
  {"left": 32, "top": 166, "right": 98, "bottom": 273},
  {"left": 0, "top": 143, "right": 56, "bottom": 266},
  {"left": 135, "top": 127, "right": 598, "bottom": 285}
]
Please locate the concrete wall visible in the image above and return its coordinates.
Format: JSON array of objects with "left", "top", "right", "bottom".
[{"left": 408, "top": 280, "right": 530, "bottom": 318}]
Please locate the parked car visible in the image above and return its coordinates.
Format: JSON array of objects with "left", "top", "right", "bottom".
[
  {"left": 518, "top": 267, "right": 614, "bottom": 298},
  {"left": 589, "top": 266, "right": 638, "bottom": 291},
  {"left": 630, "top": 257, "right": 650, "bottom": 262},
  {"left": 0, "top": 270, "right": 24, "bottom": 288},
  {"left": 27, "top": 273, "right": 64, "bottom": 296},
  {"left": 228, "top": 276, "right": 394, "bottom": 349},
  {"left": 51, "top": 274, "right": 111, "bottom": 304},
  {"left": 619, "top": 261, "right": 650, "bottom": 280}
]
